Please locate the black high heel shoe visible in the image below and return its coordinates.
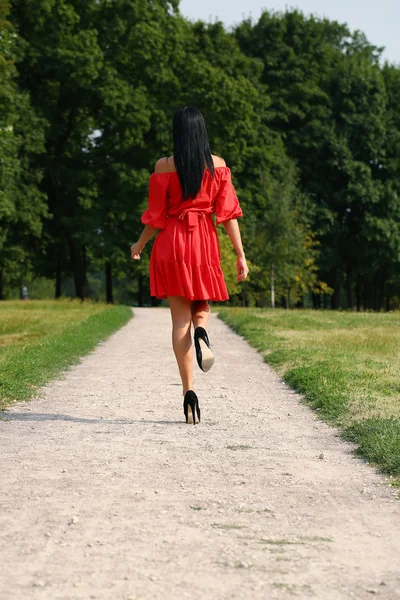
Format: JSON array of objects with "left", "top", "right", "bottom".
[
  {"left": 194, "top": 326, "right": 215, "bottom": 373},
  {"left": 183, "top": 390, "right": 201, "bottom": 425}
]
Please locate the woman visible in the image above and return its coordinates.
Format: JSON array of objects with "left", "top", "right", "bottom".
[{"left": 130, "top": 106, "right": 249, "bottom": 424}]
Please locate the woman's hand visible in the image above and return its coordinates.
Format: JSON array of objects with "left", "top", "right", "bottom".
[
  {"left": 131, "top": 242, "right": 143, "bottom": 260},
  {"left": 130, "top": 225, "right": 158, "bottom": 260},
  {"left": 236, "top": 254, "right": 249, "bottom": 282}
]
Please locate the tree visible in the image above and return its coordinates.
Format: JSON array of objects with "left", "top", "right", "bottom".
[
  {"left": 10, "top": 0, "right": 182, "bottom": 300},
  {"left": 0, "top": 0, "right": 46, "bottom": 299},
  {"left": 234, "top": 10, "right": 396, "bottom": 309}
]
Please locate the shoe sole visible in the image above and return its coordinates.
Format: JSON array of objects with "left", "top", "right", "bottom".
[{"left": 199, "top": 338, "right": 215, "bottom": 373}]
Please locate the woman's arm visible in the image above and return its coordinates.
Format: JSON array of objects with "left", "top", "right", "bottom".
[
  {"left": 223, "top": 219, "right": 249, "bottom": 281},
  {"left": 132, "top": 159, "right": 169, "bottom": 259},
  {"left": 130, "top": 224, "right": 158, "bottom": 260}
]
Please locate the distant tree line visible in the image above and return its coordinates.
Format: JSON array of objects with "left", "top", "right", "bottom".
[{"left": 1, "top": 0, "right": 399, "bottom": 309}]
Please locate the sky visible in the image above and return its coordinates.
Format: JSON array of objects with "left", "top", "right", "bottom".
[{"left": 179, "top": 0, "right": 399, "bottom": 65}]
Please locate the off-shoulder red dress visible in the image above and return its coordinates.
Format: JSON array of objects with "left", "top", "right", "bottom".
[{"left": 141, "top": 166, "right": 243, "bottom": 301}]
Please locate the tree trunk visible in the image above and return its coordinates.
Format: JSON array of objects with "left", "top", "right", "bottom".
[
  {"left": 67, "top": 236, "right": 82, "bottom": 299},
  {"left": 373, "top": 277, "right": 378, "bottom": 311},
  {"left": 386, "top": 294, "right": 391, "bottom": 312},
  {"left": 364, "top": 280, "right": 374, "bottom": 310},
  {"left": 82, "top": 245, "right": 91, "bottom": 299},
  {"left": 355, "top": 283, "right": 361, "bottom": 312},
  {"left": 286, "top": 287, "right": 290, "bottom": 309},
  {"left": 311, "top": 292, "right": 319, "bottom": 308},
  {"left": 332, "top": 286, "right": 340, "bottom": 310},
  {"left": 378, "top": 275, "right": 386, "bottom": 312},
  {"left": 377, "top": 291, "right": 382, "bottom": 312},
  {"left": 105, "top": 261, "right": 113, "bottom": 304},
  {"left": 346, "top": 267, "right": 353, "bottom": 310},
  {"left": 330, "top": 270, "right": 339, "bottom": 310},
  {"left": 270, "top": 263, "right": 275, "bottom": 308},
  {"left": 55, "top": 260, "right": 62, "bottom": 298},
  {"left": 0, "top": 268, "right": 3, "bottom": 300},
  {"left": 67, "top": 236, "right": 90, "bottom": 300},
  {"left": 295, "top": 292, "right": 304, "bottom": 309}
]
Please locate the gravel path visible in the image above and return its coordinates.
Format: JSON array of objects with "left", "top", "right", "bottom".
[{"left": 1, "top": 307, "right": 399, "bottom": 600}]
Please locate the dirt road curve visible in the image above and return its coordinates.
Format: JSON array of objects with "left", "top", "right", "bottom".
[{"left": 1, "top": 307, "right": 399, "bottom": 600}]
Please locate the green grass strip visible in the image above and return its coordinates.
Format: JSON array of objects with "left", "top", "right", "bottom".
[
  {"left": 0, "top": 304, "right": 132, "bottom": 408},
  {"left": 344, "top": 419, "right": 400, "bottom": 475},
  {"left": 218, "top": 307, "right": 400, "bottom": 478}
]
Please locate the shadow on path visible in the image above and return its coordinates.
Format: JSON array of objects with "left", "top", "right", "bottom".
[{"left": 0, "top": 412, "right": 182, "bottom": 426}]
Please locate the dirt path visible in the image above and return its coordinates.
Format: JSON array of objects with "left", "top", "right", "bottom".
[{"left": 0, "top": 307, "right": 399, "bottom": 600}]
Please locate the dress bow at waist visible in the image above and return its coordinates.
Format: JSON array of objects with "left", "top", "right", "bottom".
[{"left": 170, "top": 210, "right": 209, "bottom": 232}]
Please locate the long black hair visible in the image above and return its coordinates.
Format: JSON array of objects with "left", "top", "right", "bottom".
[{"left": 172, "top": 106, "right": 215, "bottom": 201}]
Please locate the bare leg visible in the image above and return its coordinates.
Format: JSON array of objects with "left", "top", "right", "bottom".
[
  {"left": 191, "top": 300, "right": 214, "bottom": 372},
  {"left": 168, "top": 296, "right": 193, "bottom": 395},
  {"left": 191, "top": 300, "right": 210, "bottom": 329}
]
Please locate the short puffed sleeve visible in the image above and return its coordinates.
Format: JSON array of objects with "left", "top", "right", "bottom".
[
  {"left": 141, "top": 174, "right": 168, "bottom": 229},
  {"left": 215, "top": 168, "right": 243, "bottom": 225}
]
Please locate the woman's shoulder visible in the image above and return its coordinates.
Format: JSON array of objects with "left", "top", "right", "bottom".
[
  {"left": 211, "top": 155, "right": 226, "bottom": 168},
  {"left": 154, "top": 157, "right": 176, "bottom": 174},
  {"left": 153, "top": 154, "right": 227, "bottom": 174}
]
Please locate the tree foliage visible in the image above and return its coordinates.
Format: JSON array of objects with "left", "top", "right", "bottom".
[
  {"left": 234, "top": 10, "right": 399, "bottom": 309},
  {"left": 0, "top": 0, "right": 46, "bottom": 298}
]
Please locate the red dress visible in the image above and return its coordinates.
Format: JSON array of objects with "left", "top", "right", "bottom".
[{"left": 141, "top": 166, "right": 243, "bottom": 301}]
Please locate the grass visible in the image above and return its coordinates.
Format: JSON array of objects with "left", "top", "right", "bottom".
[
  {"left": 218, "top": 308, "right": 400, "bottom": 478},
  {"left": 272, "top": 583, "right": 312, "bottom": 595},
  {"left": 227, "top": 444, "right": 252, "bottom": 451},
  {"left": 259, "top": 539, "right": 304, "bottom": 546},
  {"left": 0, "top": 299, "right": 132, "bottom": 408},
  {"left": 212, "top": 524, "right": 247, "bottom": 530}
]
